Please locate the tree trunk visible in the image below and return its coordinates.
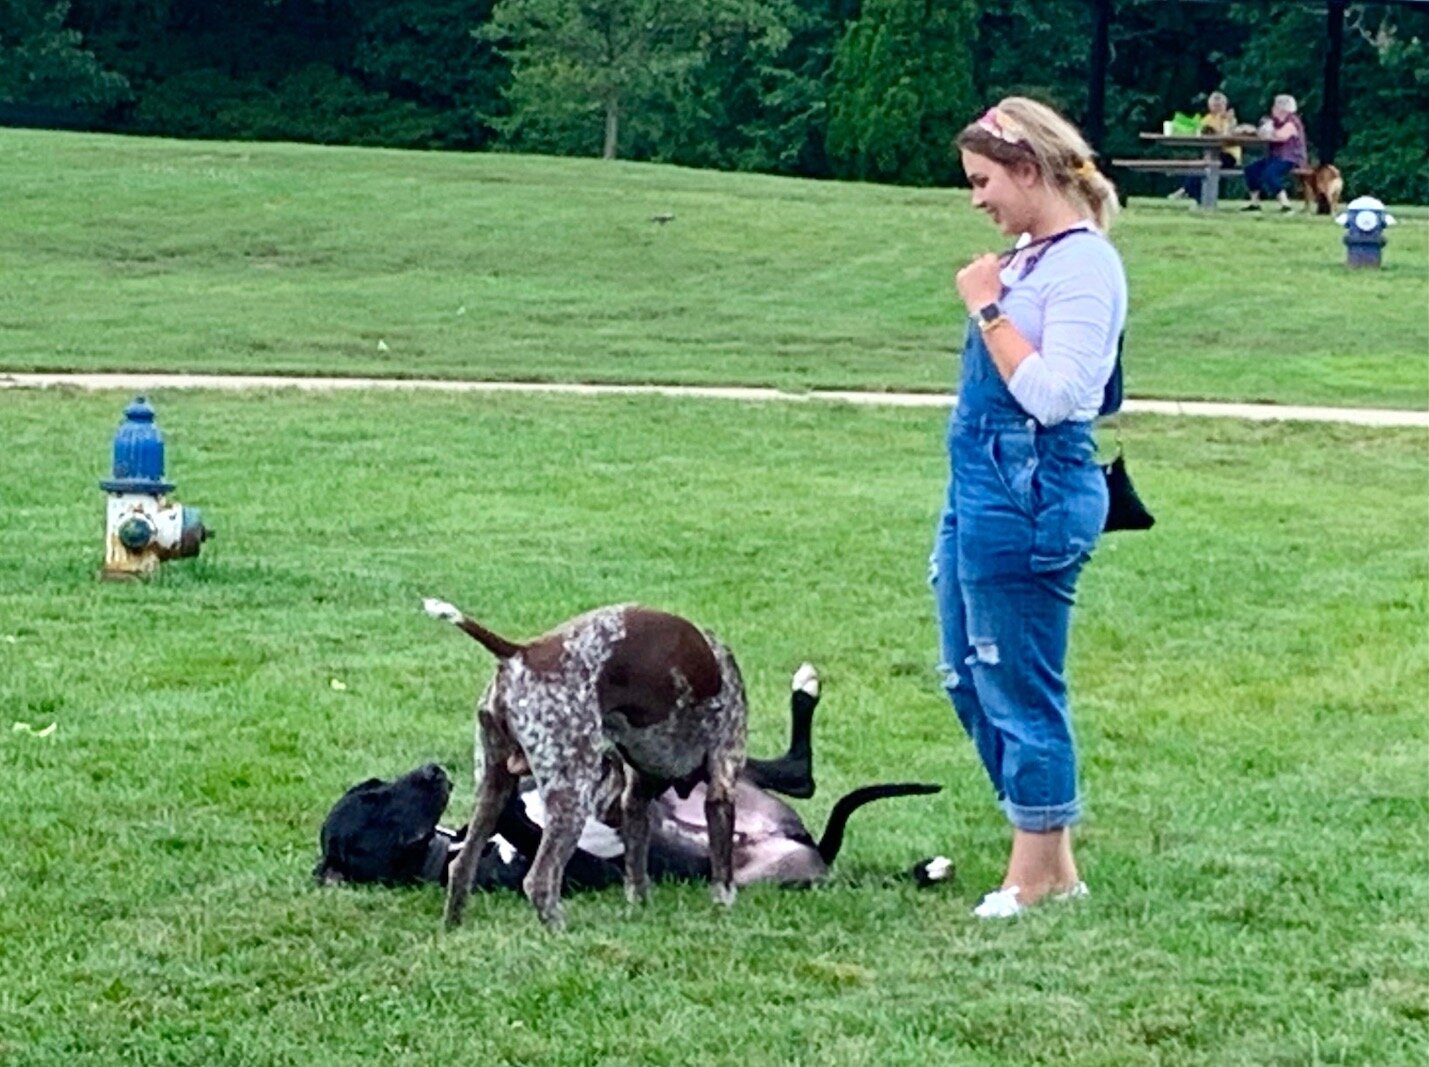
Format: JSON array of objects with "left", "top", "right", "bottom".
[{"left": 603, "top": 100, "right": 619, "bottom": 160}]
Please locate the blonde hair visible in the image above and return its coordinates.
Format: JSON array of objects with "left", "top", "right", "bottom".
[
  {"left": 955, "top": 96, "right": 1120, "bottom": 232},
  {"left": 1208, "top": 91, "right": 1229, "bottom": 109}
]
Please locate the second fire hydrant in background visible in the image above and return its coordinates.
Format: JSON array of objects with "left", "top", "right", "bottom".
[
  {"left": 100, "top": 396, "right": 210, "bottom": 580},
  {"left": 1336, "top": 195, "right": 1398, "bottom": 269}
]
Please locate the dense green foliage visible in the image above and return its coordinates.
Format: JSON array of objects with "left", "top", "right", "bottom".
[
  {"left": 0, "top": 0, "right": 127, "bottom": 118},
  {"left": 2, "top": 1, "right": 1425, "bottom": 198},
  {"left": 826, "top": 0, "right": 978, "bottom": 185}
]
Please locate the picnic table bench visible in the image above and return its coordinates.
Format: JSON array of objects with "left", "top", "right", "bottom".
[{"left": 1113, "top": 133, "right": 1271, "bottom": 210}]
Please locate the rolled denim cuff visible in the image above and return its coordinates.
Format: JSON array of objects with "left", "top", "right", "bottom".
[{"left": 1002, "top": 795, "right": 1082, "bottom": 832}]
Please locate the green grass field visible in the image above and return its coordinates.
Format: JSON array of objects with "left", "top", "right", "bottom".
[
  {"left": 1, "top": 128, "right": 1426, "bottom": 408},
  {"left": 3, "top": 388, "right": 1426, "bottom": 1066}
]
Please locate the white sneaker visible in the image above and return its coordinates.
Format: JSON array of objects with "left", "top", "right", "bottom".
[
  {"left": 1052, "top": 880, "right": 1089, "bottom": 903},
  {"left": 972, "top": 885, "right": 1024, "bottom": 919},
  {"left": 1166, "top": 188, "right": 1189, "bottom": 200},
  {"left": 973, "top": 881, "right": 1089, "bottom": 919}
]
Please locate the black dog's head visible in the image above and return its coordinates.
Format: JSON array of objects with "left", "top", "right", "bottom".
[{"left": 314, "top": 763, "right": 454, "bottom": 885}]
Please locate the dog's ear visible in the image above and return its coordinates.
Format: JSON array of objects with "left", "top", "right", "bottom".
[{"left": 342, "top": 777, "right": 387, "bottom": 797}]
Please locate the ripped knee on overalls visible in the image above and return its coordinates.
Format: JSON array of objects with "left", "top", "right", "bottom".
[
  {"left": 966, "top": 639, "right": 1001, "bottom": 668},
  {"left": 937, "top": 660, "right": 968, "bottom": 694}
]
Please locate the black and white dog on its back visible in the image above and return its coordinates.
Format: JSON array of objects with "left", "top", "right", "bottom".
[{"left": 315, "top": 666, "right": 951, "bottom": 893}]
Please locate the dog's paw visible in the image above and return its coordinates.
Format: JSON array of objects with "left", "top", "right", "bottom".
[
  {"left": 911, "top": 855, "right": 955, "bottom": 888},
  {"left": 422, "top": 597, "right": 462, "bottom": 624},
  {"left": 624, "top": 880, "right": 651, "bottom": 906},
  {"left": 792, "top": 662, "right": 819, "bottom": 698}
]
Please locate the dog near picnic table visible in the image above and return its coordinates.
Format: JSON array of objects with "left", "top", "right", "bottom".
[
  {"left": 314, "top": 623, "right": 949, "bottom": 909},
  {"left": 1301, "top": 162, "right": 1344, "bottom": 215}
]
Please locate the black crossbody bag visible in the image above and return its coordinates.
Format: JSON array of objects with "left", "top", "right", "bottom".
[
  {"left": 1000, "top": 231, "right": 1155, "bottom": 533},
  {"left": 1095, "top": 339, "right": 1155, "bottom": 532}
]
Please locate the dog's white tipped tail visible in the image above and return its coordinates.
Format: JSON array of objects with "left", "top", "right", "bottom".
[
  {"left": 910, "top": 855, "right": 955, "bottom": 888},
  {"left": 422, "top": 597, "right": 463, "bottom": 625},
  {"left": 792, "top": 662, "right": 820, "bottom": 698},
  {"left": 421, "top": 600, "right": 522, "bottom": 658}
]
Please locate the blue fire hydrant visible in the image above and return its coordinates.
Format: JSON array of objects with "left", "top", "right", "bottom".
[
  {"left": 1335, "top": 195, "right": 1398, "bottom": 269},
  {"left": 99, "top": 396, "right": 210, "bottom": 579}
]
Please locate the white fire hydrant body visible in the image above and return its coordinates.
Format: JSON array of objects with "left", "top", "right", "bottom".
[{"left": 103, "top": 492, "right": 208, "bottom": 579}]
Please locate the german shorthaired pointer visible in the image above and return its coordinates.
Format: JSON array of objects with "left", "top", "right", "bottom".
[
  {"left": 314, "top": 665, "right": 948, "bottom": 892},
  {"left": 425, "top": 598, "right": 750, "bottom": 930}
]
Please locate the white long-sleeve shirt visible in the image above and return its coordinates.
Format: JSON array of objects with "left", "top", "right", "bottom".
[{"left": 996, "top": 223, "right": 1128, "bottom": 426}]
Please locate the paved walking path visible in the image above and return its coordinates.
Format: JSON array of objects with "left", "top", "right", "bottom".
[{"left": 3, "top": 372, "right": 1425, "bottom": 428}]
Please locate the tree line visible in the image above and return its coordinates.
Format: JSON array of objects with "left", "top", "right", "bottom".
[{"left": 2, "top": 0, "right": 1425, "bottom": 201}]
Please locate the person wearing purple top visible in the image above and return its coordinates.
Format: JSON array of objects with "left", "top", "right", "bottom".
[
  {"left": 1243, "top": 94, "right": 1308, "bottom": 213},
  {"left": 933, "top": 97, "right": 1127, "bottom": 919}
]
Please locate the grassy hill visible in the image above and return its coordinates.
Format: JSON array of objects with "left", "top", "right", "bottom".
[{"left": 1, "top": 128, "right": 1425, "bottom": 408}]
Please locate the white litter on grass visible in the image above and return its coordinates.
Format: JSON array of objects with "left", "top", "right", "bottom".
[
  {"left": 12, "top": 721, "right": 57, "bottom": 737},
  {"left": 1, "top": 635, "right": 17, "bottom": 643},
  {"left": 329, "top": 678, "right": 348, "bottom": 691},
  {"left": 377, "top": 339, "right": 390, "bottom": 352}
]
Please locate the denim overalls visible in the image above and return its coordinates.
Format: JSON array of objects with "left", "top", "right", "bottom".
[{"left": 930, "top": 235, "right": 1111, "bottom": 832}]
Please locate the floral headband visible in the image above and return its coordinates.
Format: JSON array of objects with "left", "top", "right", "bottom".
[
  {"left": 975, "top": 107, "right": 1027, "bottom": 144},
  {"left": 974, "top": 107, "right": 1098, "bottom": 179}
]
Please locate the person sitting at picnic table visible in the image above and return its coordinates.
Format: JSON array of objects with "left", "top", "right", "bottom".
[
  {"left": 1242, "top": 93, "right": 1307, "bottom": 212},
  {"left": 1167, "top": 91, "right": 1240, "bottom": 202}
]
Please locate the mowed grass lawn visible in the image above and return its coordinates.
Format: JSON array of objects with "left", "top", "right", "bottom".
[
  {"left": 1, "top": 128, "right": 1426, "bottom": 409},
  {"left": 2, "top": 388, "right": 1425, "bottom": 1066}
]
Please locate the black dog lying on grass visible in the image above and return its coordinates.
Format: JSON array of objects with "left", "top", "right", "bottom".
[{"left": 315, "top": 665, "right": 950, "bottom": 893}]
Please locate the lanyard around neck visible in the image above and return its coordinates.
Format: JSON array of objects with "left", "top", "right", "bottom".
[{"left": 1000, "top": 225, "right": 1092, "bottom": 281}]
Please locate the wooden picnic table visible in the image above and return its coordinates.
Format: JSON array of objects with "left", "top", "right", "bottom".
[{"left": 1113, "top": 133, "right": 1273, "bottom": 210}]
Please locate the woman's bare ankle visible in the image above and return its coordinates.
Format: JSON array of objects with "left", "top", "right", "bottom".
[
  {"left": 1000, "top": 876, "right": 1078, "bottom": 906},
  {"left": 1002, "top": 828, "right": 1079, "bottom": 904}
]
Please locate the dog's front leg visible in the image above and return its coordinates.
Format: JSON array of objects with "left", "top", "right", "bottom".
[
  {"left": 704, "top": 766, "right": 739, "bottom": 908},
  {"left": 521, "top": 786, "right": 586, "bottom": 931},
  {"left": 445, "top": 728, "right": 517, "bottom": 929},
  {"left": 620, "top": 772, "right": 661, "bottom": 906}
]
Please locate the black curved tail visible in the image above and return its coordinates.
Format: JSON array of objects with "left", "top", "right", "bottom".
[{"left": 816, "top": 783, "right": 942, "bottom": 865}]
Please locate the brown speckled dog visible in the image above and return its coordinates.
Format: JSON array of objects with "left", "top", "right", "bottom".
[{"left": 424, "top": 598, "right": 748, "bottom": 931}]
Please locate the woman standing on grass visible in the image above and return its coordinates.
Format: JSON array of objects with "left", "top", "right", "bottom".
[{"left": 932, "top": 97, "right": 1126, "bottom": 919}]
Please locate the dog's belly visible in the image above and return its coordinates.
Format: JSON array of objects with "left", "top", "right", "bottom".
[
  {"left": 733, "top": 838, "right": 824, "bottom": 887},
  {"left": 660, "top": 780, "right": 808, "bottom": 843},
  {"left": 520, "top": 788, "right": 624, "bottom": 859}
]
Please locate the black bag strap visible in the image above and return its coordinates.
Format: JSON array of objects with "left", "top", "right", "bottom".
[{"left": 1099, "top": 334, "right": 1125, "bottom": 419}]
